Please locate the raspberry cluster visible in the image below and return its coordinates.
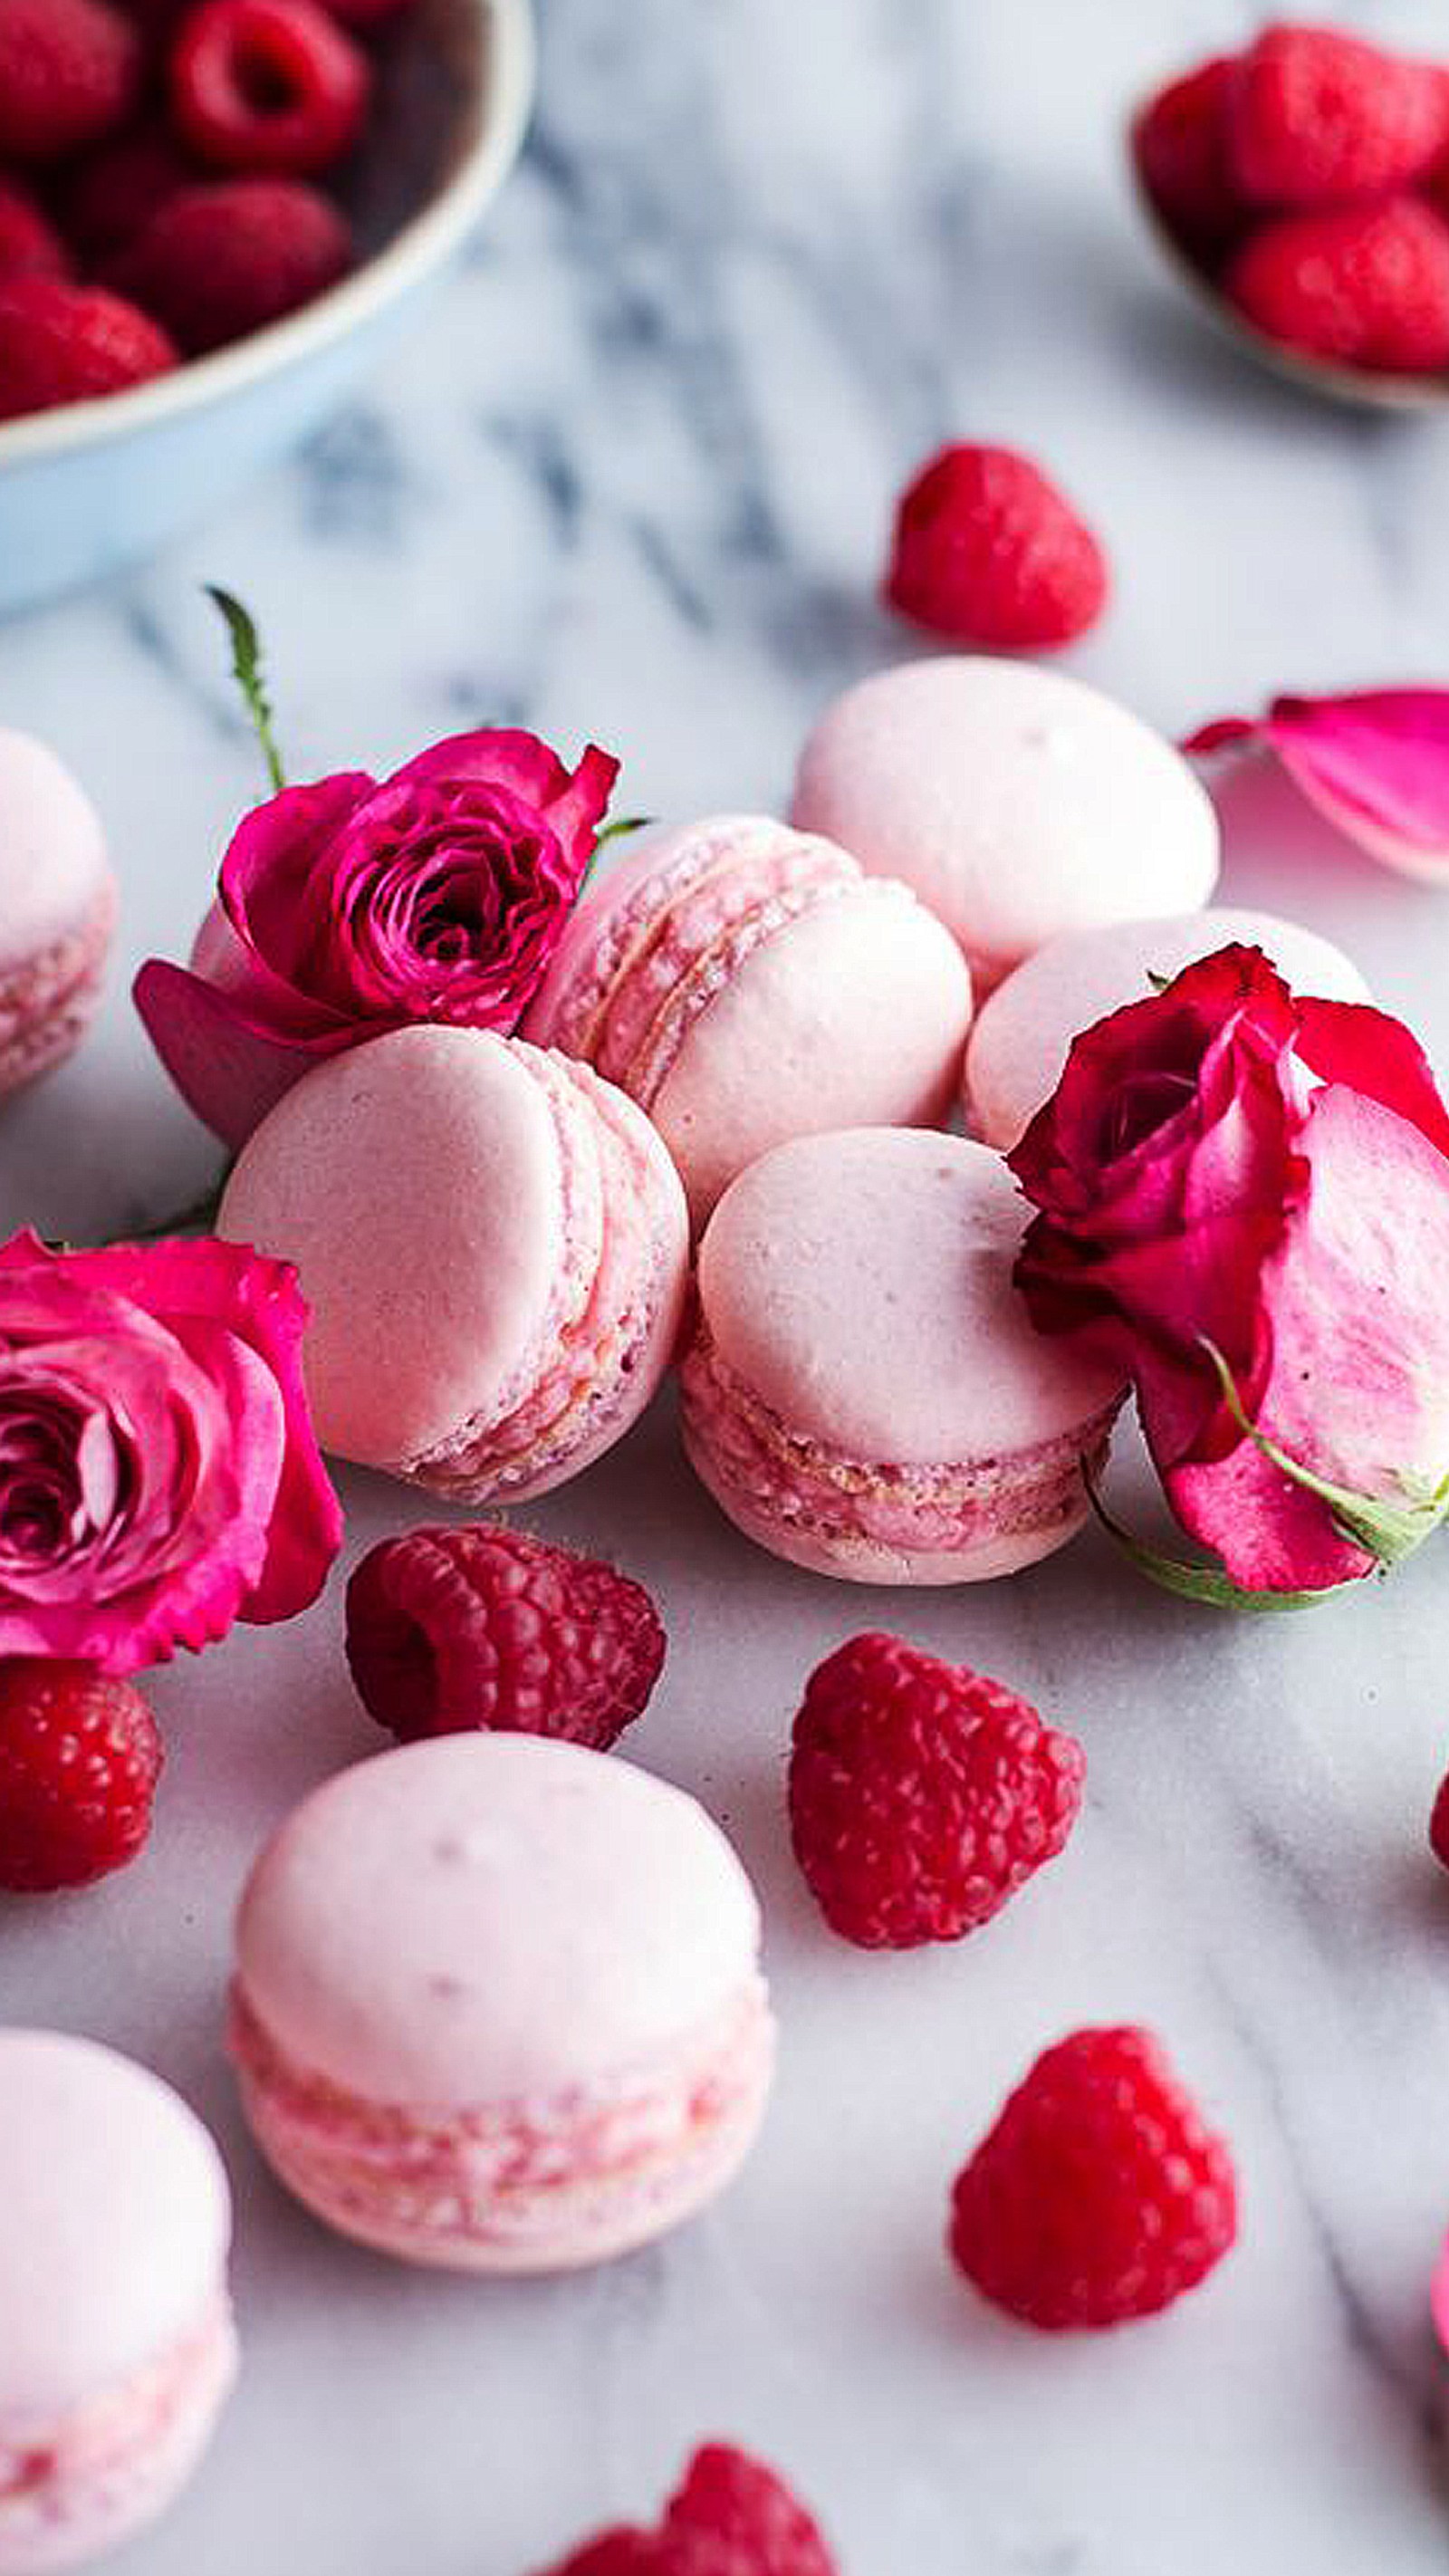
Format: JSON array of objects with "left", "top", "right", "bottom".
[
  {"left": 0, "top": 0, "right": 417, "bottom": 420},
  {"left": 1133, "top": 22, "right": 1449, "bottom": 376}
]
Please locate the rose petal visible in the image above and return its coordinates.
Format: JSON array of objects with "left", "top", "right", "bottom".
[
  {"left": 63, "top": 1233, "right": 342, "bottom": 1627},
  {"left": 221, "top": 772, "right": 376, "bottom": 975},
  {"left": 1165, "top": 1085, "right": 1449, "bottom": 1590},
  {"left": 132, "top": 958, "right": 360, "bottom": 1148},
  {"left": 1185, "top": 690, "right": 1449, "bottom": 881}
]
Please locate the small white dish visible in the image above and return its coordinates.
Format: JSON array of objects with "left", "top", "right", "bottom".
[{"left": 0, "top": 0, "right": 535, "bottom": 616}]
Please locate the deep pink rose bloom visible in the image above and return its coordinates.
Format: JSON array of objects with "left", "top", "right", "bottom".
[
  {"left": 133, "top": 728, "right": 619, "bottom": 1147},
  {"left": 0, "top": 1230, "right": 342, "bottom": 1673},
  {"left": 1010, "top": 946, "right": 1449, "bottom": 1593}
]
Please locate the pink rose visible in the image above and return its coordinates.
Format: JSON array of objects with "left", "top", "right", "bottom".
[
  {"left": 0, "top": 1230, "right": 341, "bottom": 1673},
  {"left": 133, "top": 727, "right": 619, "bottom": 1146},
  {"left": 1010, "top": 946, "right": 1449, "bottom": 1595}
]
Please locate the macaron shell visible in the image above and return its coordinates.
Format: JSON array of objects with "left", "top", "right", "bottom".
[
  {"left": 218, "top": 1026, "right": 572, "bottom": 1470},
  {"left": 679, "top": 1429, "right": 1093, "bottom": 1585},
  {"left": 523, "top": 817, "right": 782, "bottom": 1050},
  {"left": 408, "top": 1049, "right": 688, "bottom": 1504},
  {"left": 696, "top": 1126, "right": 1123, "bottom": 1466},
  {"left": 792, "top": 658, "right": 1220, "bottom": 984},
  {"left": 234, "top": 1735, "right": 765, "bottom": 2110},
  {"left": 649, "top": 881, "right": 972, "bottom": 1225},
  {"left": 0, "top": 875, "right": 116, "bottom": 1101},
  {"left": 0, "top": 2309, "right": 237, "bottom": 2576},
  {"left": 0, "top": 2033, "right": 232, "bottom": 2423},
  {"left": 0, "top": 731, "right": 111, "bottom": 967},
  {"left": 966, "top": 908, "right": 1373, "bottom": 1149}
]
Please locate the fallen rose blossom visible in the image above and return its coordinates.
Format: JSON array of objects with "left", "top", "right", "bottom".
[
  {"left": 1009, "top": 945, "right": 1449, "bottom": 1600},
  {"left": 0, "top": 1229, "right": 341, "bottom": 1672}
]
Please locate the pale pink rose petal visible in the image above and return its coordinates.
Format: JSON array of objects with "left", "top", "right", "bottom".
[
  {"left": 1165, "top": 1085, "right": 1449, "bottom": 1591},
  {"left": 1185, "top": 690, "right": 1449, "bottom": 882}
]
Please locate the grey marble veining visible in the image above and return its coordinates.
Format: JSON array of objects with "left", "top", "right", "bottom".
[{"left": 5, "top": 2, "right": 1449, "bottom": 2569}]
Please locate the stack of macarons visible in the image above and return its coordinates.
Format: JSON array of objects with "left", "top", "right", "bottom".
[
  {"left": 0, "top": 646, "right": 1390, "bottom": 2568},
  {"left": 216, "top": 650, "right": 1380, "bottom": 1592}
]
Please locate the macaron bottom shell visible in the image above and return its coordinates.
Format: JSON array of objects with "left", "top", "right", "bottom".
[
  {"left": 231, "top": 1981, "right": 774, "bottom": 2275},
  {"left": 680, "top": 1334, "right": 1119, "bottom": 1585},
  {"left": 0, "top": 876, "right": 116, "bottom": 1102},
  {"left": 0, "top": 2303, "right": 237, "bottom": 2576}
]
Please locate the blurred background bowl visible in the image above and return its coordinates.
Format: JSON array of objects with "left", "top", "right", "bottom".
[
  {"left": 0, "top": 0, "right": 535, "bottom": 620},
  {"left": 1131, "top": 168, "right": 1449, "bottom": 417}
]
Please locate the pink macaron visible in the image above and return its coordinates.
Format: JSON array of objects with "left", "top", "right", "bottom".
[
  {"left": 0, "top": 2031, "right": 236, "bottom": 2576},
  {"left": 792, "top": 658, "right": 1220, "bottom": 995},
  {"left": 218, "top": 1023, "right": 689, "bottom": 1504},
  {"left": 230, "top": 1734, "right": 775, "bottom": 2273},
  {"left": 680, "top": 1126, "right": 1126, "bottom": 1584},
  {"left": 523, "top": 813, "right": 972, "bottom": 1227},
  {"left": 0, "top": 730, "right": 116, "bottom": 1102},
  {"left": 965, "top": 907, "right": 1373, "bottom": 1149}
]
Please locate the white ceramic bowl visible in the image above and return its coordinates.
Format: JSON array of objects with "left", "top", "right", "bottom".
[{"left": 0, "top": 0, "right": 534, "bottom": 617}]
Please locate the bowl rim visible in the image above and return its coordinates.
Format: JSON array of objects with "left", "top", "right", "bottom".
[{"left": 0, "top": 0, "right": 536, "bottom": 471}]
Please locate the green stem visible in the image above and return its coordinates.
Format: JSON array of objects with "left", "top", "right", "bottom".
[
  {"left": 206, "top": 586, "right": 286, "bottom": 794},
  {"left": 1080, "top": 1455, "right": 1345, "bottom": 1614}
]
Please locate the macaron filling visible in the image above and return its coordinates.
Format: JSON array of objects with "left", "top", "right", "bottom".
[
  {"left": 681, "top": 1327, "right": 1121, "bottom": 1560},
  {"left": 0, "top": 2300, "right": 236, "bottom": 2557},
  {"left": 405, "top": 1049, "right": 679, "bottom": 1500},
  {"left": 543, "top": 822, "right": 861, "bottom": 1101},
  {"left": 0, "top": 878, "right": 116, "bottom": 1093},
  {"left": 229, "top": 1976, "right": 773, "bottom": 2261}
]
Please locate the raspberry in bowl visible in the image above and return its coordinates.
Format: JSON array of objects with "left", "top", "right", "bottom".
[
  {"left": 1129, "top": 21, "right": 1449, "bottom": 411},
  {"left": 0, "top": 0, "right": 534, "bottom": 611}
]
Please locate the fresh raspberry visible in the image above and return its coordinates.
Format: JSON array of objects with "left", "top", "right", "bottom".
[
  {"left": 1429, "top": 1769, "right": 1449, "bottom": 1871},
  {"left": 62, "top": 127, "right": 196, "bottom": 261},
  {"left": 345, "top": 1523, "right": 667, "bottom": 1751},
  {"left": 1225, "top": 196, "right": 1449, "bottom": 374},
  {"left": 1227, "top": 24, "right": 1448, "bottom": 209},
  {"left": 663, "top": 2446, "right": 835, "bottom": 2576},
  {"left": 537, "top": 2446, "right": 835, "bottom": 2576},
  {"left": 0, "top": 1661, "right": 163, "bottom": 1892},
  {"left": 884, "top": 442, "right": 1108, "bottom": 651},
  {"left": 0, "top": 0, "right": 140, "bottom": 163},
  {"left": 1131, "top": 56, "right": 1245, "bottom": 264},
  {"left": 0, "top": 275, "right": 176, "bottom": 420},
  {"left": 789, "top": 1632, "right": 1084, "bottom": 1950},
  {"left": 109, "top": 178, "right": 351, "bottom": 352},
  {"left": 171, "top": 0, "right": 370, "bottom": 176},
  {"left": 0, "top": 180, "right": 70, "bottom": 283},
  {"left": 949, "top": 2025, "right": 1238, "bottom": 2331}
]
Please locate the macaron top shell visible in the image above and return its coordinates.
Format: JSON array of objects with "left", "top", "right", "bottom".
[
  {"left": 0, "top": 727, "right": 110, "bottom": 965},
  {"left": 967, "top": 907, "right": 1372, "bottom": 1149},
  {"left": 0, "top": 2032, "right": 232, "bottom": 2423},
  {"left": 791, "top": 658, "right": 1220, "bottom": 979},
  {"left": 235, "top": 1735, "right": 764, "bottom": 2110},
  {"left": 696, "top": 1126, "right": 1123, "bottom": 1464}
]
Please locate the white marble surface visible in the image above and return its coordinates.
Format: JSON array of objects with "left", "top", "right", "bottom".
[{"left": 5, "top": 0, "right": 1449, "bottom": 2568}]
